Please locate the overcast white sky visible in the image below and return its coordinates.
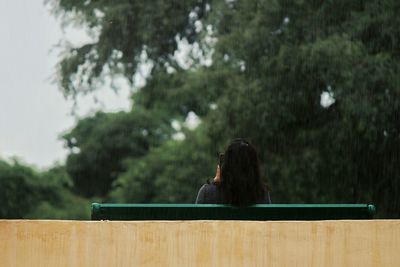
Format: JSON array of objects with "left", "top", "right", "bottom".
[{"left": 0, "top": 0, "right": 132, "bottom": 169}]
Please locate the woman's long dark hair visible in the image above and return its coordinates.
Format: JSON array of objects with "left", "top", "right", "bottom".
[{"left": 219, "top": 138, "right": 266, "bottom": 206}]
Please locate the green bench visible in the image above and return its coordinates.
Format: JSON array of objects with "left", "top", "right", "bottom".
[{"left": 91, "top": 203, "right": 376, "bottom": 221}]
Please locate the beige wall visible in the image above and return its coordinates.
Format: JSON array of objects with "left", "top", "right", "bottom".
[{"left": 1, "top": 220, "right": 400, "bottom": 267}]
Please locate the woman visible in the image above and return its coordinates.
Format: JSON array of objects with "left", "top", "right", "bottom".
[{"left": 195, "top": 138, "right": 271, "bottom": 206}]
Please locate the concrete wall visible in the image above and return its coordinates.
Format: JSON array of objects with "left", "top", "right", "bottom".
[{"left": 1, "top": 220, "right": 399, "bottom": 267}]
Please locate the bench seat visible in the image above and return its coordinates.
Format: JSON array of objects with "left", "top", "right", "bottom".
[{"left": 91, "top": 203, "right": 376, "bottom": 221}]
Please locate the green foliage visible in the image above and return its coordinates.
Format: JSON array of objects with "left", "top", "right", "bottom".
[
  {"left": 110, "top": 125, "right": 214, "bottom": 203},
  {"left": 63, "top": 108, "right": 172, "bottom": 197},
  {"left": 134, "top": 65, "right": 230, "bottom": 117},
  {"left": 0, "top": 160, "right": 45, "bottom": 218},
  {"left": 48, "top": 0, "right": 210, "bottom": 96},
  {"left": 26, "top": 165, "right": 91, "bottom": 219},
  {"left": 0, "top": 161, "right": 90, "bottom": 219}
]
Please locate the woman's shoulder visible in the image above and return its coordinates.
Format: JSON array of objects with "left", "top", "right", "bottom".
[
  {"left": 200, "top": 183, "right": 218, "bottom": 191},
  {"left": 196, "top": 183, "right": 221, "bottom": 204},
  {"left": 197, "top": 183, "right": 219, "bottom": 197}
]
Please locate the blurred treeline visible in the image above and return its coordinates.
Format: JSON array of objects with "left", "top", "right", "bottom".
[{"left": 1, "top": 0, "right": 399, "bottom": 219}]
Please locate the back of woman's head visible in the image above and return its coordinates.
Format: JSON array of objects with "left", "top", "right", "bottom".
[{"left": 220, "top": 138, "right": 266, "bottom": 206}]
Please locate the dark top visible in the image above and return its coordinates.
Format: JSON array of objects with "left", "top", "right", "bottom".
[{"left": 195, "top": 183, "right": 272, "bottom": 204}]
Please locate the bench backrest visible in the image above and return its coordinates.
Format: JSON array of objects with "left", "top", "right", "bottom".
[{"left": 91, "top": 203, "right": 376, "bottom": 220}]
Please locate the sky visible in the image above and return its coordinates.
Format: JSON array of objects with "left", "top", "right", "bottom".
[{"left": 0, "top": 0, "right": 132, "bottom": 169}]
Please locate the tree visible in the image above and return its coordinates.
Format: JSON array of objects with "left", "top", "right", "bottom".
[
  {"left": 26, "top": 165, "right": 91, "bottom": 219},
  {"left": 0, "top": 160, "right": 45, "bottom": 218},
  {"left": 47, "top": 0, "right": 211, "bottom": 97},
  {"left": 63, "top": 108, "right": 172, "bottom": 197},
  {"left": 110, "top": 124, "right": 215, "bottom": 203},
  {"left": 0, "top": 160, "right": 89, "bottom": 219}
]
